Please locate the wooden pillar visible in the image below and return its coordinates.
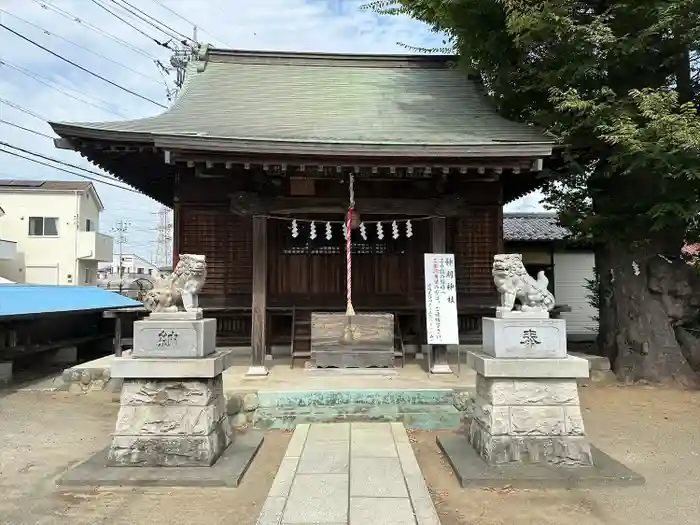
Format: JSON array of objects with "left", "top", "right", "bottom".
[
  {"left": 247, "top": 215, "right": 269, "bottom": 376},
  {"left": 430, "top": 217, "right": 453, "bottom": 374},
  {"left": 172, "top": 173, "right": 181, "bottom": 264},
  {"left": 114, "top": 315, "right": 123, "bottom": 357}
]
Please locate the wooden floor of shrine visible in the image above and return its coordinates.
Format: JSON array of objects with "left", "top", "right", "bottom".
[{"left": 220, "top": 348, "right": 478, "bottom": 393}]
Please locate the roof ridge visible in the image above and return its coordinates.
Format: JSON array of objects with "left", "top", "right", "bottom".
[
  {"left": 206, "top": 47, "right": 456, "bottom": 62},
  {"left": 504, "top": 212, "right": 557, "bottom": 218}
]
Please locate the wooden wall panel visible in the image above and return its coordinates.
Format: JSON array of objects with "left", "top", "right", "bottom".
[
  {"left": 179, "top": 206, "right": 252, "bottom": 298},
  {"left": 267, "top": 217, "right": 428, "bottom": 306},
  {"left": 453, "top": 207, "right": 500, "bottom": 298}
]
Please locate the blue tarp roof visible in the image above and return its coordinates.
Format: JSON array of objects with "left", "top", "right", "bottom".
[{"left": 0, "top": 284, "right": 142, "bottom": 318}]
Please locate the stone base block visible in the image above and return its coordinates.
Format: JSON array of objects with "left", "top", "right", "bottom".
[
  {"left": 114, "top": 396, "right": 227, "bottom": 436},
  {"left": 245, "top": 365, "right": 269, "bottom": 377},
  {"left": 107, "top": 419, "right": 232, "bottom": 467},
  {"left": 482, "top": 317, "right": 566, "bottom": 358},
  {"left": 111, "top": 350, "right": 234, "bottom": 379},
  {"left": 57, "top": 430, "right": 264, "bottom": 488},
  {"left": 437, "top": 434, "right": 644, "bottom": 488},
  {"left": 108, "top": 376, "right": 232, "bottom": 467},
  {"left": 467, "top": 351, "right": 589, "bottom": 379},
  {"left": 133, "top": 318, "right": 216, "bottom": 358},
  {"left": 147, "top": 311, "right": 204, "bottom": 321},
  {"left": 0, "top": 361, "right": 12, "bottom": 384},
  {"left": 120, "top": 377, "right": 223, "bottom": 406},
  {"left": 496, "top": 308, "right": 550, "bottom": 319},
  {"left": 476, "top": 376, "right": 580, "bottom": 406},
  {"left": 468, "top": 423, "right": 593, "bottom": 466},
  {"left": 468, "top": 373, "right": 592, "bottom": 466}
]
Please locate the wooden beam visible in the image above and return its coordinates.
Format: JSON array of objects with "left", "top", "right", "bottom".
[
  {"left": 247, "top": 215, "right": 269, "bottom": 376},
  {"left": 229, "top": 193, "right": 478, "bottom": 216},
  {"left": 432, "top": 217, "right": 446, "bottom": 253}
]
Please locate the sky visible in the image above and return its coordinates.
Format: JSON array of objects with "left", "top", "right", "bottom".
[{"left": 0, "top": 0, "right": 543, "bottom": 263}]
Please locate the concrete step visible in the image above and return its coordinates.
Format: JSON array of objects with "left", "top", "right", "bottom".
[
  {"left": 256, "top": 388, "right": 455, "bottom": 408},
  {"left": 253, "top": 403, "right": 461, "bottom": 430}
]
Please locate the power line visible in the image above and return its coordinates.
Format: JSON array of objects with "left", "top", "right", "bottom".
[
  {"left": 30, "top": 0, "right": 161, "bottom": 61},
  {"left": 0, "top": 148, "right": 142, "bottom": 194},
  {"left": 0, "top": 98, "right": 49, "bottom": 122},
  {"left": 0, "top": 120, "right": 55, "bottom": 139},
  {"left": 149, "top": 0, "right": 232, "bottom": 47},
  {"left": 0, "top": 59, "right": 127, "bottom": 118},
  {"left": 0, "top": 9, "right": 163, "bottom": 85},
  {"left": 90, "top": 0, "right": 174, "bottom": 50},
  {"left": 109, "top": 0, "right": 192, "bottom": 43},
  {"left": 0, "top": 23, "right": 168, "bottom": 109},
  {"left": 0, "top": 141, "right": 130, "bottom": 183}
]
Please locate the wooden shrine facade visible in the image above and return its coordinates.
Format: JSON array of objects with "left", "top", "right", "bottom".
[{"left": 48, "top": 48, "right": 554, "bottom": 370}]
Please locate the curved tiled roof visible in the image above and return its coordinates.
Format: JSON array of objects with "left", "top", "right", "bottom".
[
  {"left": 504, "top": 213, "right": 569, "bottom": 242},
  {"left": 50, "top": 48, "right": 553, "bottom": 157}
]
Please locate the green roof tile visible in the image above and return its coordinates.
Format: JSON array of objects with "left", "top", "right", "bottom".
[{"left": 51, "top": 49, "right": 553, "bottom": 157}]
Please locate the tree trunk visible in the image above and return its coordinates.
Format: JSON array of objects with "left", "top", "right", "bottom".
[{"left": 597, "top": 238, "right": 700, "bottom": 387}]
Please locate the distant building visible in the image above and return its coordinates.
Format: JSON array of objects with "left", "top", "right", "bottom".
[
  {"left": 504, "top": 213, "right": 598, "bottom": 339},
  {"left": 0, "top": 180, "right": 113, "bottom": 285},
  {"left": 99, "top": 253, "right": 160, "bottom": 278}
]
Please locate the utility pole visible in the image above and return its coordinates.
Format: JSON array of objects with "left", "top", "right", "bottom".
[
  {"left": 168, "top": 25, "right": 201, "bottom": 92},
  {"left": 112, "top": 220, "right": 130, "bottom": 295},
  {"left": 155, "top": 206, "right": 173, "bottom": 268}
]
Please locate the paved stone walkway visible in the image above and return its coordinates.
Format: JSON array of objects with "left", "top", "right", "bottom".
[{"left": 256, "top": 422, "right": 441, "bottom": 525}]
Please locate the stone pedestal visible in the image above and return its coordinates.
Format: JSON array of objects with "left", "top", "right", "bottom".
[
  {"left": 109, "top": 345, "right": 235, "bottom": 467},
  {"left": 466, "top": 350, "right": 593, "bottom": 466},
  {"left": 132, "top": 312, "right": 215, "bottom": 359},
  {"left": 482, "top": 317, "right": 567, "bottom": 359}
]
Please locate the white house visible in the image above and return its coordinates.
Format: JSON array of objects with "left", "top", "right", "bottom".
[
  {"left": 503, "top": 212, "right": 598, "bottom": 340},
  {"left": 0, "top": 205, "right": 18, "bottom": 265},
  {"left": 99, "top": 253, "right": 160, "bottom": 277},
  {"left": 0, "top": 180, "right": 113, "bottom": 285}
]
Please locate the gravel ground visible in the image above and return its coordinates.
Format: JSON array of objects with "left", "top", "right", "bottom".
[
  {"left": 411, "top": 383, "right": 700, "bottom": 525},
  {"left": 0, "top": 384, "right": 698, "bottom": 525},
  {"left": 0, "top": 390, "right": 290, "bottom": 525}
]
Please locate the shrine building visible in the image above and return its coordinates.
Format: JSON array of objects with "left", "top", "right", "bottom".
[{"left": 49, "top": 47, "right": 554, "bottom": 371}]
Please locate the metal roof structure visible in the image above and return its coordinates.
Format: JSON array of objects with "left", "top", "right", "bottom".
[
  {"left": 504, "top": 212, "right": 570, "bottom": 242},
  {"left": 50, "top": 47, "right": 553, "bottom": 158},
  {"left": 0, "top": 284, "right": 141, "bottom": 318}
]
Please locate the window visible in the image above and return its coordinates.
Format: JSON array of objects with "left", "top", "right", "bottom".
[
  {"left": 137, "top": 267, "right": 144, "bottom": 274},
  {"left": 85, "top": 218, "right": 93, "bottom": 232},
  {"left": 28, "top": 217, "right": 59, "bottom": 236},
  {"left": 84, "top": 267, "right": 92, "bottom": 284}
]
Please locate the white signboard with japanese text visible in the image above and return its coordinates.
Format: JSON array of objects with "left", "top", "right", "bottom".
[{"left": 423, "top": 253, "right": 459, "bottom": 345}]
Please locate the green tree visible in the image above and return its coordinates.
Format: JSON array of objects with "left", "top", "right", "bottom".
[{"left": 365, "top": 0, "right": 700, "bottom": 385}]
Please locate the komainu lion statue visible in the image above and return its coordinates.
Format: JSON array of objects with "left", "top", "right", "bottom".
[
  {"left": 143, "top": 254, "right": 207, "bottom": 313},
  {"left": 492, "top": 253, "right": 555, "bottom": 314}
]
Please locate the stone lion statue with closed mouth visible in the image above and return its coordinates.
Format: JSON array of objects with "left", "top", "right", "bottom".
[
  {"left": 492, "top": 253, "right": 555, "bottom": 314},
  {"left": 143, "top": 254, "right": 207, "bottom": 314}
]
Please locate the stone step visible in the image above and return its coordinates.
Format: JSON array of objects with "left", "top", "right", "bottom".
[
  {"left": 253, "top": 403, "right": 461, "bottom": 430},
  {"left": 256, "top": 388, "right": 455, "bottom": 408}
]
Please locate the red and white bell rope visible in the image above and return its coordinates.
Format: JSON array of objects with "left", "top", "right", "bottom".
[{"left": 345, "top": 173, "right": 355, "bottom": 317}]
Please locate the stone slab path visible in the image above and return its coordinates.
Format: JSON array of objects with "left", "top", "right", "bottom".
[{"left": 256, "top": 422, "right": 441, "bottom": 525}]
